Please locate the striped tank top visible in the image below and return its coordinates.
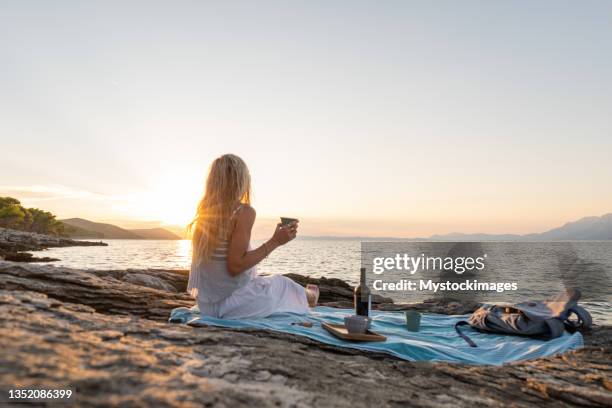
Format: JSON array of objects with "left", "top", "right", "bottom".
[{"left": 186, "top": 205, "right": 255, "bottom": 303}]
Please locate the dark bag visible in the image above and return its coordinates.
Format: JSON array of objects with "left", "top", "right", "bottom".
[{"left": 455, "top": 288, "right": 592, "bottom": 347}]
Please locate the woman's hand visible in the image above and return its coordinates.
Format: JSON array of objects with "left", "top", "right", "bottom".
[
  {"left": 271, "top": 221, "right": 298, "bottom": 246},
  {"left": 227, "top": 207, "right": 299, "bottom": 276}
]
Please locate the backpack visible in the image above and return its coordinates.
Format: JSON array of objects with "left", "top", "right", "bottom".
[{"left": 455, "top": 288, "right": 592, "bottom": 347}]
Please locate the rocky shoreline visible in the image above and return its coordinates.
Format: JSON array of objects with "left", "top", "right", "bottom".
[
  {"left": 0, "top": 227, "right": 107, "bottom": 262},
  {"left": 0, "top": 261, "right": 610, "bottom": 407}
]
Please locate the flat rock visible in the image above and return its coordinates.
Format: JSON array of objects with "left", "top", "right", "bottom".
[
  {"left": 0, "top": 261, "right": 192, "bottom": 320},
  {"left": 3, "top": 252, "right": 60, "bottom": 262},
  {"left": 124, "top": 273, "right": 179, "bottom": 292},
  {"left": 0, "top": 261, "right": 610, "bottom": 407},
  {"left": 0, "top": 227, "right": 107, "bottom": 263}
]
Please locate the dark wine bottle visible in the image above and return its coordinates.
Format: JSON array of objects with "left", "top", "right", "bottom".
[{"left": 354, "top": 267, "right": 371, "bottom": 316}]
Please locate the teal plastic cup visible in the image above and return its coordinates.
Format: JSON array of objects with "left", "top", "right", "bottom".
[{"left": 405, "top": 310, "right": 421, "bottom": 332}]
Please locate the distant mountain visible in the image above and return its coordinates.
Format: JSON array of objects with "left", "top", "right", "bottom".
[
  {"left": 428, "top": 233, "right": 523, "bottom": 241},
  {"left": 128, "top": 228, "right": 181, "bottom": 240},
  {"left": 61, "top": 218, "right": 180, "bottom": 240},
  {"left": 526, "top": 213, "right": 612, "bottom": 240},
  {"left": 61, "top": 223, "right": 105, "bottom": 239},
  {"left": 428, "top": 213, "right": 612, "bottom": 241},
  {"left": 159, "top": 225, "right": 190, "bottom": 239},
  {"left": 62, "top": 218, "right": 141, "bottom": 239}
]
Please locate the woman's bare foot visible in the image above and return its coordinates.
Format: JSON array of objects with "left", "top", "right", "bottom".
[{"left": 305, "top": 284, "right": 319, "bottom": 307}]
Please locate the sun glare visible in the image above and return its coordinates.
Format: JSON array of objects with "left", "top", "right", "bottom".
[{"left": 121, "top": 169, "right": 204, "bottom": 228}]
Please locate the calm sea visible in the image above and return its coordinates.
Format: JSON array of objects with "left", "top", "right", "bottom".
[{"left": 32, "top": 239, "right": 611, "bottom": 324}]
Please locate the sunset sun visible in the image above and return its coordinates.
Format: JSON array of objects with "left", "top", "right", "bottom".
[{"left": 125, "top": 169, "right": 203, "bottom": 227}]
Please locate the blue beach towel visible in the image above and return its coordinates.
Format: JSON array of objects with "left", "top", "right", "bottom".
[{"left": 169, "top": 306, "right": 583, "bottom": 365}]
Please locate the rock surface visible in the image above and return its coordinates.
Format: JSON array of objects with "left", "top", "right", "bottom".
[
  {"left": 2, "top": 251, "right": 60, "bottom": 262},
  {"left": 0, "top": 262, "right": 192, "bottom": 321},
  {"left": 0, "top": 261, "right": 610, "bottom": 407},
  {"left": 0, "top": 227, "right": 107, "bottom": 262}
]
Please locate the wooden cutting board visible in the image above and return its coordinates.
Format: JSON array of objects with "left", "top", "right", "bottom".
[{"left": 321, "top": 322, "right": 387, "bottom": 342}]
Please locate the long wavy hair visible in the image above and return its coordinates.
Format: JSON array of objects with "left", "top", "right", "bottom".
[{"left": 189, "top": 154, "right": 251, "bottom": 267}]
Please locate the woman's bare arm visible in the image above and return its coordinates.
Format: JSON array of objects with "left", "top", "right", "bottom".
[{"left": 226, "top": 206, "right": 297, "bottom": 276}]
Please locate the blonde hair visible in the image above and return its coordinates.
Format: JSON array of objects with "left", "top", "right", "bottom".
[{"left": 189, "top": 154, "right": 251, "bottom": 267}]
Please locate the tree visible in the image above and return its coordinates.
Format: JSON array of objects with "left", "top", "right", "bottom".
[
  {"left": 0, "top": 197, "right": 26, "bottom": 229},
  {"left": 0, "top": 197, "right": 21, "bottom": 207},
  {"left": 0, "top": 196, "right": 66, "bottom": 236}
]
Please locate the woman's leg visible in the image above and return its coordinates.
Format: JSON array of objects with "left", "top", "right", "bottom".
[
  {"left": 218, "top": 275, "right": 309, "bottom": 319},
  {"left": 270, "top": 275, "right": 311, "bottom": 313}
]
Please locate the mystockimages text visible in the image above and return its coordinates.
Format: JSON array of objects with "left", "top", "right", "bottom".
[{"left": 371, "top": 253, "right": 519, "bottom": 293}]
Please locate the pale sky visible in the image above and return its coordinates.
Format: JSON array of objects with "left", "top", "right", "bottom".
[{"left": 1, "top": 1, "right": 611, "bottom": 238}]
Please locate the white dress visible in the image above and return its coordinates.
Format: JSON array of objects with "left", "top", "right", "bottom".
[{"left": 187, "top": 238, "right": 309, "bottom": 319}]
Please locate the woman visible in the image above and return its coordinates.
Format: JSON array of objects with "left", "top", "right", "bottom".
[{"left": 187, "top": 154, "right": 319, "bottom": 319}]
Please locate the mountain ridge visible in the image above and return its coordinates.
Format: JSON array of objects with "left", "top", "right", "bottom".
[
  {"left": 129, "top": 228, "right": 182, "bottom": 240},
  {"left": 422, "top": 213, "right": 612, "bottom": 241},
  {"left": 61, "top": 218, "right": 180, "bottom": 240}
]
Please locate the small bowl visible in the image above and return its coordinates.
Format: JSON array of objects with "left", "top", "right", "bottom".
[{"left": 344, "top": 315, "right": 371, "bottom": 334}]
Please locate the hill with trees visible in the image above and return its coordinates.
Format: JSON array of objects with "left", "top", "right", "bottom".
[
  {"left": 60, "top": 218, "right": 142, "bottom": 239},
  {"left": 0, "top": 197, "right": 180, "bottom": 240},
  {"left": 0, "top": 197, "right": 66, "bottom": 236},
  {"left": 61, "top": 218, "right": 181, "bottom": 240}
]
